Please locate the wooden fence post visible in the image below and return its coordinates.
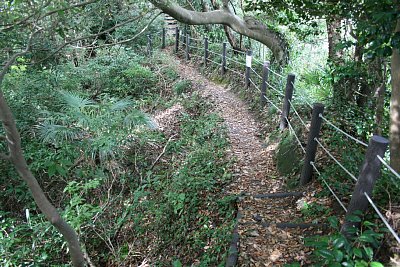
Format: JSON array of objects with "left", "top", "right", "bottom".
[
  {"left": 245, "top": 50, "right": 252, "bottom": 88},
  {"left": 300, "top": 103, "right": 324, "bottom": 186},
  {"left": 341, "top": 135, "right": 389, "bottom": 236},
  {"left": 147, "top": 34, "right": 152, "bottom": 56},
  {"left": 222, "top": 42, "right": 227, "bottom": 75},
  {"left": 204, "top": 37, "right": 209, "bottom": 66},
  {"left": 183, "top": 26, "right": 187, "bottom": 47},
  {"left": 185, "top": 33, "right": 190, "bottom": 60},
  {"left": 261, "top": 61, "right": 270, "bottom": 108},
  {"left": 162, "top": 28, "right": 166, "bottom": 49},
  {"left": 280, "top": 74, "right": 296, "bottom": 130},
  {"left": 175, "top": 27, "right": 179, "bottom": 53}
]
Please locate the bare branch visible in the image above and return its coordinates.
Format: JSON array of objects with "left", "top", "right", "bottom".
[
  {"left": 150, "top": 135, "right": 175, "bottom": 170},
  {"left": 38, "top": 0, "right": 99, "bottom": 20},
  {"left": 70, "top": 12, "right": 162, "bottom": 50},
  {"left": 0, "top": 28, "right": 42, "bottom": 83},
  {"left": 28, "top": 9, "right": 158, "bottom": 64},
  {"left": 1, "top": 0, "right": 98, "bottom": 31}
]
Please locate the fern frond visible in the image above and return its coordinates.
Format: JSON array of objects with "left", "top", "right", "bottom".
[
  {"left": 123, "top": 110, "right": 151, "bottom": 128},
  {"left": 37, "top": 122, "right": 82, "bottom": 144},
  {"left": 109, "top": 98, "right": 134, "bottom": 112},
  {"left": 60, "top": 91, "right": 95, "bottom": 111}
]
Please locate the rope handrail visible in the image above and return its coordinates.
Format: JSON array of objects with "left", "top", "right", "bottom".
[
  {"left": 190, "top": 53, "right": 204, "bottom": 61},
  {"left": 266, "top": 81, "right": 285, "bottom": 97},
  {"left": 188, "top": 44, "right": 201, "bottom": 50},
  {"left": 188, "top": 36, "right": 203, "bottom": 42},
  {"left": 263, "top": 95, "right": 282, "bottom": 113},
  {"left": 205, "top": 38, "right": 225, "bottom": 46},
  {"left": 287, "top": 99, "right": 308, "bottom": 129},
  {"left": 207, "top": 49, "right": 222, "bottom": 57},
  {"left": 364, "top": 192, "right": 400, "bottom": 244},
  {"left": 285, "top": 117, "right": 306, "bottom": 154},
  {"left": 250, "top": 67, "right": 263, "bottom": 81},
  {"left": 226, "top": 66, "right": 246, "bottom": 79},
  {"left": 310, "top": 162, "right": 348, "bottom": 212},
  {"left": 377, "top": 155, "right": 400, "bottom": 181},
  {"left": 319, "top": 114, "right": 368, "bottom": 147},
  {"left": 253, "top": 57, "right": 264, "bottom": 66},
  {"left": 267, "top": 66, "right": 285, "bottom": 79},
  {"left": 249, "top": 78, "right": 259, "bottom": 90},
  {"left": 291, "top": 82, "right": 313, "bottom": 108},
  {"left": 208, "top": 58, "right": 221, "bottom": 67},
  {"left": 225, "top": 46, "right": 246, "bottom": 55},
  {"left": 315, "top": 137, "right": 358, "bottom": 182},
  {"left": 226, "top": 56, "right": 246, "bottom": 67}
]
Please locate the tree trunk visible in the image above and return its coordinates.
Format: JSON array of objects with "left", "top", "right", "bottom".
[
  {"left": 200, "top": 0, "right": 212, "bottom": 31},
  {"left": 390, "top": 18, "right": 400, "bottom": 171},
  {"left": 0, "top": 40, "right": 85, "bottom": 266},
  {"left": 327, "top": 16, "right": 346, "bottom": 104},
  {"left": 0, "top": 90, "right": 85, "bottom": 266},
  {"left": 327, "top": 16, "right": 343, "bottom": 63},
  {"left": 209, "top": 0, "right": 243, "bottom": 52}
]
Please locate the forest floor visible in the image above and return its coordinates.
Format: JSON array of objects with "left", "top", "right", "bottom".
[{"left": 169, "top": 52, "right": 326, "bottom": 266}]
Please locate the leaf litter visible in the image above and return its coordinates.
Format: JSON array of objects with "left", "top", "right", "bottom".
[{"left": 170, "top": 53, "right": 329, "bottom": 266}]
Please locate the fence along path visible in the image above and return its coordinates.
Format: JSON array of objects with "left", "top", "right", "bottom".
[{"left": 149, "top": 27, "right": 400, "bottom": 264}]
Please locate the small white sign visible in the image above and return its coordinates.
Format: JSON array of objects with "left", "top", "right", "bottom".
[{"left": 246, "top": 55, "right": 252, "bottom": 68}]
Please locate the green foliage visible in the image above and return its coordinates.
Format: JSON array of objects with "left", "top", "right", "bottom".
[
  {"left": 173, "top": 79, "right": 192, "bottom": 95},
  {"left": 300, "top": 202, "right": 332, "bottom": 222},
  {"left": 276, "top": 130, "right": 302, "bottom": 176},
  {"left": 37, "top": 91, "right": 152, "bottom": 162},
  {"left": 304, "top": 215, "right": 385, "bottom": 267}
]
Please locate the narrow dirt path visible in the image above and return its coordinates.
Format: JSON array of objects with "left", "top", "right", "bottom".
[{"left": 172, "top": 56, "right": 317, "bottom": 266}]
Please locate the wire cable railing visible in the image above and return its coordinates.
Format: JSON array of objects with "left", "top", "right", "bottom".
[
  {"left": 250, "top": 67, "right": 263, "bottom": 81},
  {"left": 248, "top": 78, "right": 259, "bottom": 90},
  {"left": 319, "top": 114, "right": 368, "bottom": 147},
  {"left": 207, "top": 49, "right": 222, "bottom": 57},
  {"left": 314, "top": 137, "right": 358, "bottom": 182},
  {"left": 288, "top": 99, "right": 308, "bottom": 129},
  {"left": 252, "top": 57, "right": 264, "bottom": 66},
  {"left": 188, "top": 44, "right": 201, "bottom": 50},
  {"left": 377, "top": 155, "right": 400, "bottom": 181},
  {"left": 291, "top": 82, "right": 313, "bottom": 108},
  {"left": 226, "top": 56, "right": 246, "bottom": 67},
  {"left": 263, "top": 95, "right": 282, "bottom": 113},
  {"left": 285, "top": 117, "right": 306, "bottom": 154},
  {"left": 266, "top": 81, "right": 285, "bottom": 97},
  {"left": 310, "top": 162, "right": 348, "bottom": 212},
  {"left": 225, "top": 46, "right": 247, "bottom": 55},
  {"left": 208, "top": 58, "right": 222, "bottom": 67},
  {"left": 226, "top": 65, "right": 246, "bottom": 79},
  {"left": 364, "top": 192, "right": 400, "bottom": 244},
  {"left": 188, "top": 36, "right": 203, "bottom": 42},
  {"left": 268, "top": 66, "right": 286, "bottom": 79}
]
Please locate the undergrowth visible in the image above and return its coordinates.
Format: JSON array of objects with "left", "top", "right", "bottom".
[{"left": 0, "top": 48, "right": 235, "bottom": 266}]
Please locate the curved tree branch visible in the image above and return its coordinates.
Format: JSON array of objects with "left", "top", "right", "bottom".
[
  {"left": 210, "top": 0, "right": 243, "bottom": 52},
  {"left": 149, "top": 0, "right": 288, "bottom": 63}
]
